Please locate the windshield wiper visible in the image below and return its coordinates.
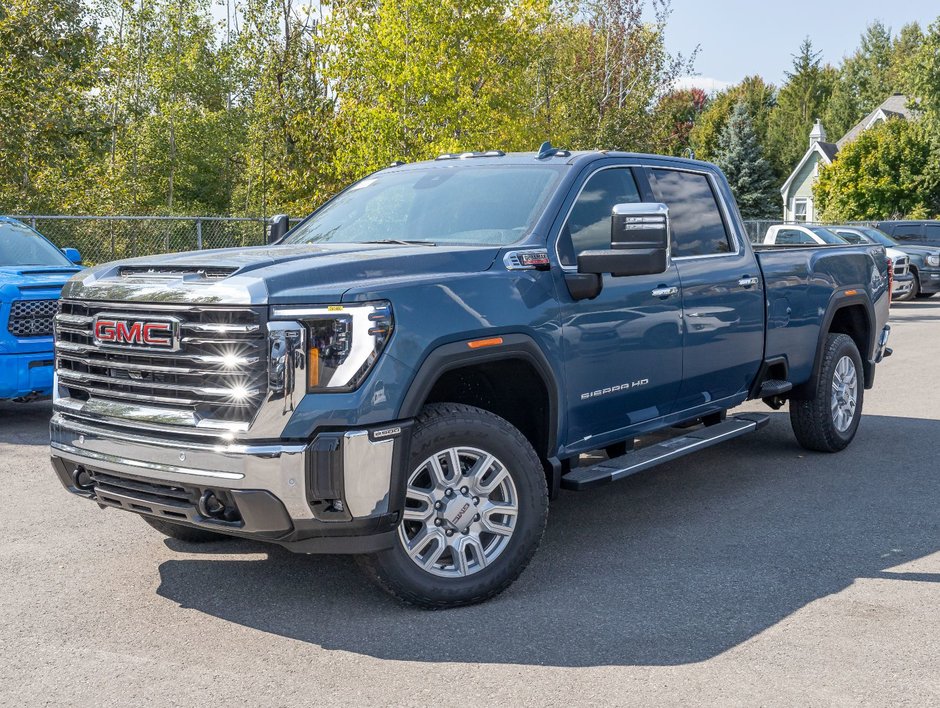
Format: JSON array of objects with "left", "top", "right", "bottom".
[{"left": 361, "top": 239, "right": 437, "bottom": 246}]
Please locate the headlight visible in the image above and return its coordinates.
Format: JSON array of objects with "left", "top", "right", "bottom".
[
  {"left": 927, "top": 254, "right": 940, "bottom": 267},
  {"left": 283, "top": 302, "right": 393, "bottom": 392}
]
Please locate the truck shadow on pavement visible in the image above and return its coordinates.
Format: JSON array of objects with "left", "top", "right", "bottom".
[
  {"left": 0, "top": 400, "right": 53, "bottom": 446},
  {"left": 155, "top": 412, "right": 940, "bottom": 667}
]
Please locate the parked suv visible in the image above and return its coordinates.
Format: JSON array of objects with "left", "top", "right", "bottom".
[
  {"left": 0, "top": 217, "right": 82, "bottom": 400},
  {"left": 872, "top": 221, "right": 940, "bottom": 299},
  {"left": 51, "top": 150, "right": 891, "bottom": 607}
]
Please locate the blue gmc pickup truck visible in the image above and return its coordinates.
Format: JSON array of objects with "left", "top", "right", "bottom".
[
  {"left": 1, "top": 218, "right": 82, "bottom": 401},
  {"left": 50, "top": 148, "right": 891, "bottom": 607}
]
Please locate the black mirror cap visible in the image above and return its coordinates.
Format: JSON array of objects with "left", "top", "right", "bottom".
[
  {"left": 268, "top": 214, "right": 290, "bottom": 244},
  {"left": 611, "top": 202, "right": 670, "bottom": 251},
  {"left": 577, "top": 248, "right": 668, "bottom": 277}
]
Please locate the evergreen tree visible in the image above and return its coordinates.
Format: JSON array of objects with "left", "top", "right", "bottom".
[
  {"left": 715, "top": 102, "right": 779, "bottom": 219},
  {"left": 824, "top": 21, "right": 906, "bottom": 140},
  {"left": 690, "top": 75, "right": 776, "bottom": 167},
  {"left": 766, "top": 38, "right": 836, "bottom": 177}
]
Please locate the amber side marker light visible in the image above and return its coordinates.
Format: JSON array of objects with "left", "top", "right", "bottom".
[
  {"left": 844, "top": 289, "right": 858, "bottom": 296},
  {"left": 467, "top": 337, "right": 504, "bottom": 349},
  {"left": 308, "top": 348, "right": 320, "bottom": 388}
]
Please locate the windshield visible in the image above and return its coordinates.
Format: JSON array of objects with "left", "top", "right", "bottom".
[
  {"left": 808, "top": 226, "right": 849, "bottom": 245},
  {"left": 858, "top": 227, "right": 899, "bottom": 247},
  {"left": 0, "top": 222, "right": 72, "bottom": 267},
  {"left": 286, "top": 166, "right": 564, "bottom": 247}
]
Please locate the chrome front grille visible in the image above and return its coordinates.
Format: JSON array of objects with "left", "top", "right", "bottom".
[
  {"left": 893, "top": 257, "right": 910, "bottom": 277},
  {"left": 54, "top": 301, "right": 267, "bottom": 430},
  {"left": 8, "top": 299, "right": 58, "bottom": 337}
]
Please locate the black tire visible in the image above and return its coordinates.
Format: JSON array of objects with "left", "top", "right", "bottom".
[
  {"left": 142, "top": 516, "right": 231, "bottom": 543},
  {"left": 358, "top": 403, "right": 548, "bottom": 609},
  {"left": 789, "top": 333, "right": 864, "bottom": 452}
]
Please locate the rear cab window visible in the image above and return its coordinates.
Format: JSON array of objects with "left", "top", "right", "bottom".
[{"left": 647, "top": 169, "right": 733, "bottom": 258}]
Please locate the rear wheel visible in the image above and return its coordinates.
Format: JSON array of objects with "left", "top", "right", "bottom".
[
  {"left": 789, "top": 333, "right": 864, "bottom": 452},
  {"left": 358, "top": 403, "right": 548, "bottom": 608},
  {"left": 143, "top": 516, "right": 231, "bottom": 543}
]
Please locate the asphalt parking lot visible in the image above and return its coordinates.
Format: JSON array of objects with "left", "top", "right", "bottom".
[{"left": 1, "top": 301, "right": 939, "bottom": 706}]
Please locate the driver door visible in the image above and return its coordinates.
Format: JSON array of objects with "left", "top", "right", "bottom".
[{"left": 556, "top": 165, "right": 684, "bottom": 450}]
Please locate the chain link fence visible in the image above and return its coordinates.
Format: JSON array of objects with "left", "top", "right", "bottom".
[
  {"left": 5, "top": 214, "right": 886, "bottom": 266},
  {"left": 5, "top": 215, "right": 281, "bottom": 265}
]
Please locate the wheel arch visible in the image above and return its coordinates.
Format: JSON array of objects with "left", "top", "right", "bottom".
[
  {"left": 398, "top": 334, "right": 562, "bottom": 476},
  {"left": 793, "top": 293, "right": 875, "bottom": 399}
]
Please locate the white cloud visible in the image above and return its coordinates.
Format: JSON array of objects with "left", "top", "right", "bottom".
[{"left": 672, "top": 75, "right": 734, "bottom": 94}]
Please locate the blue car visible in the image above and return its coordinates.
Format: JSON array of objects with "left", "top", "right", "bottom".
[{"left": 0, "top": 217, "right": 82, "bottom": 400}]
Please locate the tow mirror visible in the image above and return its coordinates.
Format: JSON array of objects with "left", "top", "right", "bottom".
[
  {"left": 577, "top": 203, "right": 670, "bottom": 277},
  {"left": 62, "top": 247, "right": 82, "bottom": 264}
]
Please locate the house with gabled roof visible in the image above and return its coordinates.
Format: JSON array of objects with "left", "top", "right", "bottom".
[{"left": 780, "top": 94, "right": 914, "bottom": 222}]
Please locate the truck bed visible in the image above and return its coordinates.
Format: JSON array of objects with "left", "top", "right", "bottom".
[{"left": 755, "top": 244, "right": 889, "bottom": 388}]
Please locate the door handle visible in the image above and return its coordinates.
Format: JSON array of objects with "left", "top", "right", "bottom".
[
  {"left": 738, "top": 277, "right": 759, "bottom": 288},
  {"left": 651, "top": 286, "right": 679, "bottom": 298}
]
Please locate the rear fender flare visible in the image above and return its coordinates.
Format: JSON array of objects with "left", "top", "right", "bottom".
[{"left": 793, "top": 290, "right": 876, "bottom": 399}]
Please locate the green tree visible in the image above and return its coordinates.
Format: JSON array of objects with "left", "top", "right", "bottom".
[
  {"left": 891, "top": 22, "right": 925, "bottom": 96},
  {"left": 0, "top": 0, "right": 104, "bottom": 213},
  {"left": 824, "top": 21, "right": 911, "bottom": 140},
  {"left": 537, "top": 0, "right": 694, "bottom": 153},
  {"left": 690, "top": 75, "right": 776, "bottom": 165},
  {"left": 766, "top": 38, "right": 836, "bottom": 178},
  {"left": 323, "top": 0, "right": 550, "bottom": 186},
  {"left": 714, "top": 102, "right": 779, "bottom": 218},
  {"left": 231, "top": 0, "right": 334, "bottom": 216},
  {"left": 815, "top": 118, "right": 939, "bottom": 221}
]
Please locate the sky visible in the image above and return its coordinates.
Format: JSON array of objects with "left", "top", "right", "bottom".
[{"left": 665, "top": 0, "right": 939, "bottom": 92}]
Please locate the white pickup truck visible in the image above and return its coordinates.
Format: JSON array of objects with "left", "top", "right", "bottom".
[{"left": 763, "top": 225, "right": 913, "bottom": 299}]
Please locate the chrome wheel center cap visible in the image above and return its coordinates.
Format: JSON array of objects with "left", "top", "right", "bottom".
[{"left": 441, "top": 494, "right": 474, "bottom": 532}]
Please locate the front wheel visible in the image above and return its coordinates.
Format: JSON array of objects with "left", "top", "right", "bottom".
[
  {"left": 358, "top": 403, "right": 548, "bottom": 608},
  {"left": 789, "top": 333, "right": 864, "bottom": 452}
]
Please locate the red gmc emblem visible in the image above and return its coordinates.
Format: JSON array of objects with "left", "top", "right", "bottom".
[{"left": 93, "top": 316, "right": 179, "bottom": 350}]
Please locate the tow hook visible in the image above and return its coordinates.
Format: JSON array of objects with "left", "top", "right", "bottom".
[
  {"left": 71, "top": 466, "right": 94, "bottom": 491},
  {"left": 198, "top": 490, "right": 227, "bottom": 519}
]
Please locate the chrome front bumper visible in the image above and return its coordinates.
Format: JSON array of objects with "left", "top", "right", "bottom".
[{"left": 50, "top": 413, "right": 410, "bottom": 552}]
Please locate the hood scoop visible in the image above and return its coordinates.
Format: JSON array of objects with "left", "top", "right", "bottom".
[{"left": 118, "top": 265, "right": 238, "bottom": 281}]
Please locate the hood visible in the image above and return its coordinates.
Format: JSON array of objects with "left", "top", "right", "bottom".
[
  {"left": 0, "top": 265, "right": 82, "bottom": 296},
  {"left": 892, "top": 244, "right": 940, "bottom": 257},
  {"left": 885, "top": 247, "right": 907, "bottom": 261},
  {"left": 61, "top": 242, "right": 502, "bottom": 305}
]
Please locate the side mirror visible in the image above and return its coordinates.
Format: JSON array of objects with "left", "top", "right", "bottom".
[
  {"left": 268, "top": 214, "right": 290, "bottom": 244},
  {"left": 62, "top": 247, "right": 82, "bottom": 264},
  {"left": 577, "top": 203, "right": 670, "bottom": 277}
]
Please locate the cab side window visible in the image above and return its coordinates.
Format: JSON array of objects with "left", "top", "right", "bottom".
[
  {"left": 893, "top": 224, "right": 924, "bottom": 243},
  {"left": 775, "top": 229, "right": 808, "bottom": 245},
  {"left": 558, "top": 168, "right": 641, "bottom": 266},
  {"left": 648, "top": 169, "right": 732, "bottom": 258},
  {"left": 924, "top": 224, "right": 940, "bottom": 246}
]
